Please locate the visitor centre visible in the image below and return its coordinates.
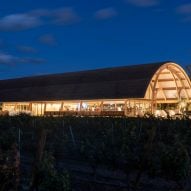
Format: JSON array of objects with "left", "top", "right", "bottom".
[{"left": 0, "top": 61, "right": 191, "bottom": 117}]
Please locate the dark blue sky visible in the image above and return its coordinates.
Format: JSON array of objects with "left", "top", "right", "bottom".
[{"left": 0, "top": 0, "right": 191, "bottom": 79}]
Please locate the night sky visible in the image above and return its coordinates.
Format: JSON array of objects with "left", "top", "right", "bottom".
[{"left": 0, "top": 0, "right": 191, "bottom": 79}]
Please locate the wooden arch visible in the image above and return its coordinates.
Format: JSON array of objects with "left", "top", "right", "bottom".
[{"left": 144, "top": 62, "right": 191, "bottom": 112}]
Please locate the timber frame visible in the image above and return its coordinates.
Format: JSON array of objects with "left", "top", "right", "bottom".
[{"left": 145, "top": 62, "right": 191, "bottom": 113}]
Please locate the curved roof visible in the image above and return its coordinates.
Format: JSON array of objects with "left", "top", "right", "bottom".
[
  {"left": 145, "top": 62, "right": 191, "bottom": 101},
  {"left": 0, "top": 61, "right": 170, "bottom": 102}
]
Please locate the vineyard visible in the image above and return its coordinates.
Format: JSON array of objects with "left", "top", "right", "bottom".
[{"left": 1, "top": 115, "right": 191, "bottom": 190}]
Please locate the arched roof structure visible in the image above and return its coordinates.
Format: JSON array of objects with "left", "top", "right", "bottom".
[
  {"left": 0, "top": 61, "right": 190, "bottom": 102},
  {"left": 145, "top": 62, "right": 191, "bottom": 103}
]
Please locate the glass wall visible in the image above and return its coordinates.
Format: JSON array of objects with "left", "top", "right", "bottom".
[
  {"left": 2, "top": 102, "right": 31, "bottom": 115},
  {"left": 81, "top": 101, "right": 101, "bottom": 112},
  {"left": 63, "top": 101, "right": 80, "bottom": 111},
  {"left": 32, "top": 103, "right": 45, "bottom": 116},
  {"left": 102, "top": 101, "right": 125, "bottom": 111},
  {"left": 1, "top": 99, "right": 152, "bottom": 116},
  {"left": 46, "top": 103, "right": 62, "bottom": 111}
]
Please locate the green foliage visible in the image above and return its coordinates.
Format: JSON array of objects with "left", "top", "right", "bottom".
[
  {"left": 1, "top": 115, "right": 191, "bottom": 189},
  {"left": 0, "top": 127, "right": 19, "bottom": 191},
  {"left": 38, "top": 152, "right": 71, "bottom": 191},
  {"left": 160, "top": 142, "right": 190, "bottom": 182}
]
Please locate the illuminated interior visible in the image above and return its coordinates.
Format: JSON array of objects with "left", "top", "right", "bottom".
[
  {"left": 145, "top": 62, "right": 191, "bottom": 113},
  {"left": 1, "top": 62, "right": 191, "bottom": 117}
]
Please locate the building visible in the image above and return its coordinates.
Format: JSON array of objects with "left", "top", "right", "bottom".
[{"left": 0, "top": 61, "right": 191, "bottom": 117}]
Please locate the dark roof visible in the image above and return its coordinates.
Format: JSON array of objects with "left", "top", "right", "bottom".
[{"left": 0, "top": 61, "right": 168, "bottom": 102}]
